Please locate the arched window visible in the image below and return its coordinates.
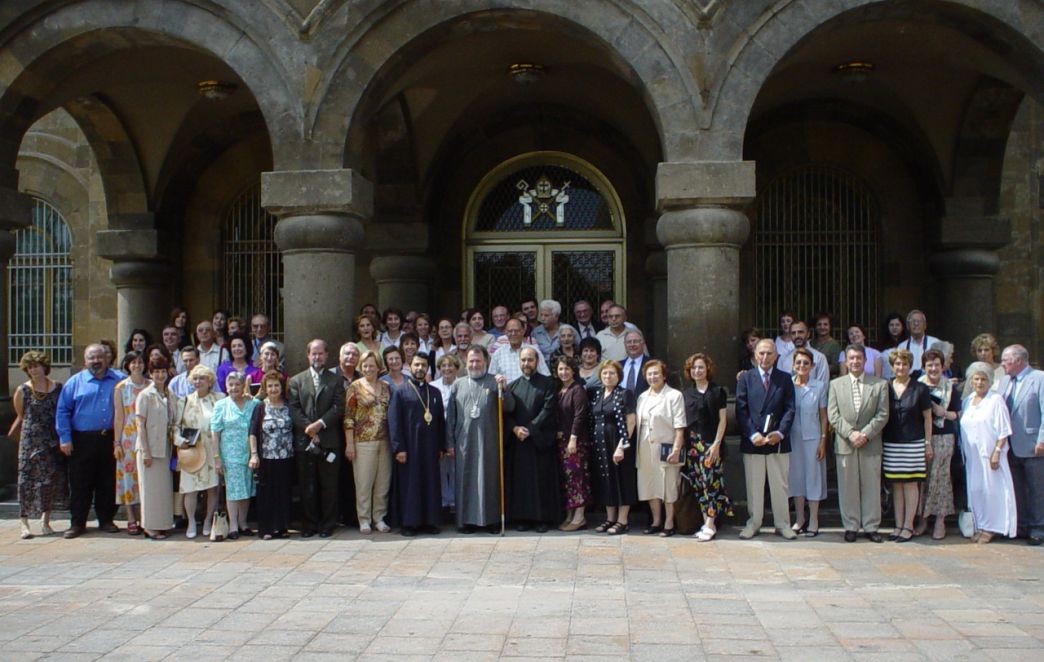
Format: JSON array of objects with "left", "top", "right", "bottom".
[
  {"left": 222, "top": 184, "right": 282, "bottom": 338},
  {"left": 7, "top": 197, "right": 73, "bottom": 365},
  {"left": 464, "top": 152, "right": 626, "bottom": 319},
  {"left": 753, "top": 164, "right": 880, "bottom": 340}
]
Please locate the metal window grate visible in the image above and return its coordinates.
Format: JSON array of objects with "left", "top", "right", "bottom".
[
  {"left": 7, "top": 197, "right": 73, "bottom": 366},
  {"left": 221, "top": 184, "right": 282, "bottom": 339},
  {"left": 753, "top": 164, "right": 880, "bottom": 342}
]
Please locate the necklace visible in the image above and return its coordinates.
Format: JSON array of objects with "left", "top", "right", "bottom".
[{"left": 408, "top": 379, "right": 433, "bottom": 424}]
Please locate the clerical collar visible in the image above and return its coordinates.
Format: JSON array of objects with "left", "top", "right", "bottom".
[{"left": 521, "top": 374, "right": 531, "bottom": 381}]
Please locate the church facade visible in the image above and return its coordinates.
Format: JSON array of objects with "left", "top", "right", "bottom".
[{"left": 0, "top": 0, "right": 1041, "bottom": 395}]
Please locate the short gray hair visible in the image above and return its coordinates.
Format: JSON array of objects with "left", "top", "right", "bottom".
[
  {"left": 965, "top": 361, "right": 996, "bottom": 387},
  {"left": 539, "top": 299, "right": 561, "bottom": 317}
]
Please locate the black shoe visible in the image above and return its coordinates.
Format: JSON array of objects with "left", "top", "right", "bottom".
[
  {"left": 1028, "top": 536, "right": 1042, "bottom": 546},
  {"left": 865, "top": 531, "right": 883, "bottom": 543},
  {"left": 458, "top": 525, "right": 476, "bottom": 534},
  {"left": 643, "top": 524, "right": 664, "bottom": 535},
  {"left": 486, "top": 524, "right": 502, "bottom": 535},
  {"left": 659, "top": 528, "right": 676, "bottom": 538},
  {"left": 173, "top": 516, "right": 187, "bottom": 530},
  {"left": 844, "top": 531, "right": 858, "bottom": 543},
  {"left": 239, "top": 527, "right": 255, "bottom": 537},
  {"left": 301, "top": 530, "right": 315, "bottom": 538},
  {"left": 318, "top": 530, "right": 332, "bottom": 538},
  {"left": 422, "top": 526, "right": 441, "bottom": 535},
  {"left": 515, "top": 523, "right": 531, "bottom": 532},
  {"left": 64, "top": 525, "right": 86, "bottom": 539},
  {"left": 227, "top": 531, "right": 240, "bottom": 540},
  {"left": 99, "top": 522, "right": 120, "bottom": 534},
  {"left": 402, "top": 528, "right": 416, "bottom": 537},
  {"left": 534, "top": 523, "right": 549, "bottom": 533}
]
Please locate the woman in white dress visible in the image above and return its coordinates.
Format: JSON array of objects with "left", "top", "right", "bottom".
[
  {"left": 135, "top": 357, "right": 177, "bottom": 539},
  {"left": 960, "top": 361, "right": 1017, "bottom": 543},
  {"left": 175, "top": 364, "right": 224, "bottom": 539},
  {"left": 635, "top": 360, "right": 686, "bottom": 537}
]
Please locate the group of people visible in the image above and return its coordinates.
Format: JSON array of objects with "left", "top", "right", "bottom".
[{"left": 7, "top": 301, "right": 1044, "bottom": 548}]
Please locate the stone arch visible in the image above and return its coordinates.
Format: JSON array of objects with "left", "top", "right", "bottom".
[
  {"left": 0, "top": 0, "right": 300, "bottom": 172},
  {"left": 706, "top": 0, "right": 1044, "bottom": 160},
  {"left": 309, "top": 1, "right": 702, "bottom": 167}
]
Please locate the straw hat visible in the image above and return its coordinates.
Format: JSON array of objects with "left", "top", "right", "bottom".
[{"left": 177, "top": 444, "right": 207, "bottom": 474}]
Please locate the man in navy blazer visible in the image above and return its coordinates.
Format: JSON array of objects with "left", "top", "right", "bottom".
[
  {"left": 620, "top": 330, "right": 650, "bottom": 397},
  {"left": 998, "top": 344, "right": 1044, "bottom": 545},
  {"left": 736, "top": 339, "right": 797, "bottom": 539}
]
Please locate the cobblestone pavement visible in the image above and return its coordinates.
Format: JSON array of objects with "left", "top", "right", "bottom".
[{"left": 0, "top": 519, "right": 1041, "bottom": 661}]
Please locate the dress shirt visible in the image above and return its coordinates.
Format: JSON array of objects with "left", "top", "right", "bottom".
[
  {"left": 169, "top": 372, "right": 193, "bottom": 399},
  {"left": 531, "top": 324, "right": 561, "bottom": 358},
  {"left": 489, "top": 343, "right": 550, "bottom": 381},
  {"left": 623, "top": 356, "right": 643, "bottom": 392},
  {"left": 850, "top": 373, "right": 863, "bottom": 412},
  {"left": 379, "top": 331, "right": 402, "bottom": 347},
  {"left": 56, "top": 368, "right": 124, "bottom": 444},
  {"left": 197, "top": 343, "right": 225, "bottom": 372},
  {"left": 575, "top": 323, "right": 598, "bottom": 340},
  {"left": 488, "top": 327, "right": 505, "bottom": 338},
  {"left": 309, "top": 367, "right": 328, "bottom": 428},
  {"left": 1006, "top": 365, "right": 1033, "bottom": 409}
]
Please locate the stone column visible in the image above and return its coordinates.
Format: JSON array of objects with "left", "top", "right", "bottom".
[
  {"left": 369, "top": 255, "right": 437, "bottom": 314},
  {"left": 262, "top": 169, "right": 372, "bottom": 374},
  {"left": 0, "top": 186, "right": 31, "bottom": 485},
  {"left": 656, "top": 161, "right": 756, "bottom": 389},
  {"left": 644, "top": 250, "right": 667, "bottom": 364},
  {"left": 96, "top": 229, "right": 172, "bottom": 349},
  {"left": 929, "top": 210, "right": 1010, "bottom": 361}
]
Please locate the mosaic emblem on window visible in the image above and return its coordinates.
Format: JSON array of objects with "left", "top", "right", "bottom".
[{"left": 475, "top": 165, "right": 613, "bottom": 232}]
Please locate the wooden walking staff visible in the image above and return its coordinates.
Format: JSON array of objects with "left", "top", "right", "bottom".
[{"left": 497, "top": 380, "right": 506, "bottom": 537}]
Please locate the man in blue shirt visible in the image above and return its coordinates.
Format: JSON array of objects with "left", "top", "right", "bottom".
[{"left": 57, "top": 343, "right": 124, "bottom": 538}]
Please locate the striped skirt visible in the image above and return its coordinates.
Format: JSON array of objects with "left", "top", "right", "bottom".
[{"left": 883, "top": 438, "right": 927, "bottom": 481}]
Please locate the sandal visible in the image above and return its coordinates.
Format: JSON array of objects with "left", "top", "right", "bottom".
[
  {"left": 976, "top": 531, "right": 994, "bottom": 544},
  {"left": 695, "top": 527, "right": 716, "bottom": 542},
  {"left": 20, "top": 528, "right": 33, "bottom": 540},
  {"left": 144, "top": 531, "right": 168, "bottom": 540},
  {"left": 606, "top": 522, "right": 629, "bottom": 536},
  {"left": 127, "top": 522, "right": 142, "bottom": 536},
  {"left": 659, "top": 528, "right": 676, "bottom": 538},
  {"left": 642, "top": 524, "right": 663, "bottom": 535},
  {"left": 595, "top": 521, "right": 616, "bottom": 534}
]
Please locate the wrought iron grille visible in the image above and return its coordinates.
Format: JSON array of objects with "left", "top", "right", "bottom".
[
  {"left": 472, "top": 251, "right": 537, "bottom": 316},
  {"left": 551, "top": 250, "right": 615, "bottom": 319},
  {"left": 221, "top": 184, "right": 283, "bottom": 339},
  {"left": 753, "top": 164, "right": 879, "bottom": 342},
  {"left": 7, "top": 197, "right": 73, "bottom": 365}
]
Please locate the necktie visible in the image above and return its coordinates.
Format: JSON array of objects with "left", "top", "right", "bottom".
[
  {"left": 762, "top": 370, "right": 770, "bottom": 391},
  {"left": 627, "top": 360, "right": 637, "bottom": 391},
  {"left": 1006, "top": 376, "right": 1018, "bottom": 412},
  {"left": 852, "top": 377, "right": 862, "bottom": 413},
  {"left": 312, "top": 370, "right": 321, "bottom": 394}
]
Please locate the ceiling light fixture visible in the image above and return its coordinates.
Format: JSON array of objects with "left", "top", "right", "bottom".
[
  {"left": 834, "top": 61, "right": 874, "bottom": 83},
  {"left": 507, "top": 63, "right": 545, "bottom": 85},
  {"left": 197, "top": 80, "right": 237, "bottom": 100}
]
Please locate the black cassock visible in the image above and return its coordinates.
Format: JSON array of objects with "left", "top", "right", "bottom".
[
  {"left": 505, "top": 373, "right": 561, "bottom": 524},
  {"left": 388, "top": 378, "right": 447, "bottom": 528}
]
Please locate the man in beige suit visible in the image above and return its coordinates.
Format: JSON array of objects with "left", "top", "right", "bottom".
[{"left": 828, "top": 345, "right": 889, "bottom": 543}]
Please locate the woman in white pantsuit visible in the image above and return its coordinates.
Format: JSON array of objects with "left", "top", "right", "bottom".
[{"left": 135, "top": 357, "right": 176, "bottom": 539}]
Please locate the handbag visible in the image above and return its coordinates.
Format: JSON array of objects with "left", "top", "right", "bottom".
[
  {"left": 957, "top": 510, "right": 975, "bottom": 538},
  {"left": 210, "top": 483, "right": 229, "bottom": 542}
]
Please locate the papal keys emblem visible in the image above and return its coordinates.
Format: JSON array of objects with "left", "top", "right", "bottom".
[{"left": 516, "top": 175, "right": 570, "bottom": 226}]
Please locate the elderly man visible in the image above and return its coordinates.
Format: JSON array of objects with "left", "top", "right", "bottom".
[
  {"left": 883, "top": 309, "right": 939, "bottom": 379},
  {"left": 195, "top": 320, "right": 225, "bottom": 371},
  {"left": 998, "top": 344, "right": 1044, "bottom": 545},
  {"left": 736, "top": 339, "right": 797, "bottom": 540},
  {"left": 621, "top": 330, "right": 650, "bottom": 396},
  {"left": 335, "top": 341, "right": 361, "bottom": 389},
  {"left": 504, "top": 346, "right": 560, "bottom": 532},
  {"left": 250, "top": 313, "right": 285, "bottom": 367},
  {"left": 56, "top": 344, "right": 124, "bottom": 538},
  {"left": 573, "top": 299, "right": 600, "bottom": 340},
  {"left": 490, "top": 318, "right": 549, "bottom": 381},
  {"left": 334, "top": 341, "right": 361, "bottom": 526},
  {"left": 488, "top": 305, "right": 510, "bottom": 338},
  {"left": 828, "top": 345, "right": 890, "bottom": 543},
  {"left": 596, "top": 305, "right": 631, "bottom": 361},
  {"left": 532, "top": 299, "right": 562, "bottom": 358},
  {"left": 777, "top": 320, "right": 829, "bottom": 384},
  {"left": 288, "top": 339, "right": 346, "bottom": 537},
  {"left": 447, "top": 346, "right": 513, "bottom": 534}
]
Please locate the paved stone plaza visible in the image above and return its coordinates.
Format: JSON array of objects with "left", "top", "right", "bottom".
[{"left": 0, "top": 519, "right": 1041, "bottom": 661}]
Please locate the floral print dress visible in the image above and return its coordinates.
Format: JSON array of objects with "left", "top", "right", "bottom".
[
  {"left": 115, "top": 378, "right": 150, "bottom": 505},
  {"left": 681, "top": 383, "right": 733, "bottom": 519},
  {"left": 17, "top": 383, "right": 67, "bottom": 517}
]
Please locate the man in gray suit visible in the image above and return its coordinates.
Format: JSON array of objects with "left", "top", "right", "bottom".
[
  {"left": 288, "top": 339, "right": 346, "bottom": 538},
  {"left": 828, "top": 345, "right": 890, "bottom": 543},
  {"left": 998, "top": 344, "right": 1044, "bottom": 545}
]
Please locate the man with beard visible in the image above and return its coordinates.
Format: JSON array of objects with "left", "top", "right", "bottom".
[
  {"left": 447, "top": 345, "right": 513, "bottom": 533},
  {"left": 57, "top": 343, "right": 125, "bottom": 538},
  {"left": 776, "top": 319, "right": 829, "bottom": 384},
  {"left": 504, "top": 346, "right": 560, "bottom": 532},
  {"left": 388, "top": 352, "right": 447, "bottom": 536}
]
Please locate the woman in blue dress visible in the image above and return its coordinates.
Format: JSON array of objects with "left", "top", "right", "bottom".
[
  {"left": 787, "top": 348, "right": 828, "bottom": 537},
  {"left": 211, "top": 371, "right": 259, "bottom": 539}
]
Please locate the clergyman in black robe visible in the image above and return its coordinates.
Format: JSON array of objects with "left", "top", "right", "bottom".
[
  {"left": 504, "top": 346, "right": 561, "bottom": 531},
  {"left": 388, "top": 353, "right": 447, "bottom": 535}
]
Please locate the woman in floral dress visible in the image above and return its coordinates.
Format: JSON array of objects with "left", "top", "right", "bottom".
[
  {"left": 555, "top": 355, "right": 590, "bottom": 531},
  {"left": 681, "top": 353, "right": 733, "bottom": 541},
  {"left": 112, "top": 351, "right": 150, "bottom": 535},
  {"left": 211, "top": 370, "right": 259, "bottom": 539},
  {"left": 7, "top": 351, "right": 65, "bottom": 539}
]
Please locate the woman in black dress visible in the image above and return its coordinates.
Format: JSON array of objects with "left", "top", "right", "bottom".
[
  {"left": 883, "top": 349, "right": 933, "bottom": 542},
  {"left": 248, "top": 371, "right": 295, "bottom": 539},
  {"left": 680, "top": 353, "right": 733, "bottom": 542},
  {"left": 588, "top": 359, "right": 637, "bottom": 535}
]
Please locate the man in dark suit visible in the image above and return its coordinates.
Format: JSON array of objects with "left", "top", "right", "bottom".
[
  {"left": 621, "top": 330, "right": 650, "bottom": 397},
  {"left": 736, "top": 338, "right": 797, "bottom": 539},
  {"left": 288, "top": 339, "right": 346, "bottom": 537}
]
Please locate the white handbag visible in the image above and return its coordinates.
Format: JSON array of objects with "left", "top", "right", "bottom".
[{"left": 957, "top": 510, "right": 975, "bottom": 538}]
